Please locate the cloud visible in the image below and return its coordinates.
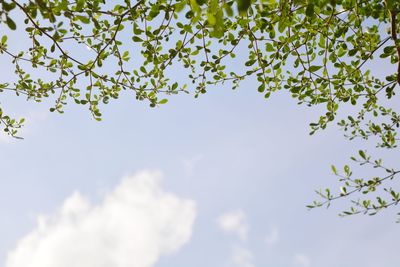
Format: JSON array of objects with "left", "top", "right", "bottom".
[
  {"left": 265, "top": 226, "right": 279, "bottom": 246},
  {"left": 294, "top": 253, "right": 311, "bottom": 267},
  {"left": 217, "top": 211, "right": 253, "bottom": 267},
  {"left": 6, "top": 170, "right": 196, "bottom": 267},
  {"left": 231, "top": 246, "right": 254, "bottom": 267},
  {"left": 217, "top": 210, "right": 249, "bottom": 241}
]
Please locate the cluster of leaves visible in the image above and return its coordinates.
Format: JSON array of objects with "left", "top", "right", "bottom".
[
  {"left": 1, "top": 0, "right": 400, "bottom": 218},
  {"left": 308, "top": 150, "right": 400, "bottom": 220}
]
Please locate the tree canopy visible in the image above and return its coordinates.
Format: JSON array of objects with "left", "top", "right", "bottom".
[{"left": 1, "top": 0, "right": 400, "bottom": 219}]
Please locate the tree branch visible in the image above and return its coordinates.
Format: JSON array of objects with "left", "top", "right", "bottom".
[{"left": 389, "top": 9, "right": 400, "bottom": 85}]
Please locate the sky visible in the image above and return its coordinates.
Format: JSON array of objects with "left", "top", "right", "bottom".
[{"left": 1, "top": 6, "right": 400, "bottom": 267}]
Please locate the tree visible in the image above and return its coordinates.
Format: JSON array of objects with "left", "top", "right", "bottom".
[{"left": 1, "top": 0, "right": 400, "bottom": 219}]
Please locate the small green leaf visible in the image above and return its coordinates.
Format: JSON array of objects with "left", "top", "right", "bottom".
[
  {"left": 306, "top": 4, "right": 314, "bottom": 17},
  {"left": 266, "top": 43, "right": 274, "bottom": 52},
  {"left": 309, "top": 65, "right": 322, "bottom": 72},
  {"left": 237, "top": 0, "right": 251, "bottom": 14},
  {"left": 132, "top": 36, "right": 143, "bottom": 42},
  {"left": 76, "top": 15, "right": 90, "bottom": 24},
  {"left": 76, "top": 0, "right": 84, "bottom": 11},
  {"left": 331, "top": 165, "right": 337, "bottom": 175},
  {"left": 1, "top": 35, "right": 7, "bottom": 44},
  {"left": 340, "top": 186, "right": 347, "bottom": 195},
  {"left": 6, "top": 16, "right": 16, "bottom": 30}
]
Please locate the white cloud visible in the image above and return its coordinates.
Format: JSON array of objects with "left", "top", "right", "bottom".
[
  {"left": 218, "top": 211, "right": 253, "bottom": 267},
  {"left": 6, "top": 170, "right": 196, "bottom": 267},
  {"left": 294, "top": 253, "right": 311, "bottom": 267},
  {"left": 217, "top": 210, "right": 248, "bottom": 241},
  {"left": 231, "top": 246, "right": 254, "bottom": 267},
  {"left": 265, "top": 226, "right": 279, "bottom": 246}
]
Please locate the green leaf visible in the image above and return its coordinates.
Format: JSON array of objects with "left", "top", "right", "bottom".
[
  {"left": 305, "top": 4, "right": 314, "bottom": 17},
  {"left": 237, "top": 0, "right": 251, "bottom": 14},
  {"left": 1, "top": 35, "right": 7, "bottom": 44},
  {"left": 309, "top": 65, "right": 322, "bottom": 72},
  {"left": 207, "top": 13, "right": 216, "bottom": 25},
  {"left": 6, "top": 16, "right": 16, "bottom": 30},
  {"left": 76, "top": 15, "right": 90, "bottom": 24},
  {"left": 266, "top": 43, "right": 274, "bottom": 52},
  {"left": 196, "top": 0, "right": 206, "bottom": 5},
  {"left": 76, "top": 0, "right": 84, "bottom": 11},
  {"left": 224, "top": 3, "right": 234, "bottom": 17},
  {"left": 340, "top": 186, "right": 347, "bottom": 195},
  {"left": 2, "top": 1, "right": 16, "bottom": 12},
  {"left": 331, "top": 165, "right": 337, "bottom": 175},
  {"left": 132, "top": 36, "right": 143, "bottom": 42}
]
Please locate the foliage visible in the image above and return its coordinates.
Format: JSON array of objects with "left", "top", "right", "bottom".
[{"left": 1, "top": 0, "right": 400, "bottom": 219}]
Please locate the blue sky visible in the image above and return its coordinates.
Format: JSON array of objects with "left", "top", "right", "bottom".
[
  {"left": 1, "top": 7, "right": 400, "bottom": 267},
  {"left": 1, "top": 80, "right": 400, "bottom": 267}
]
